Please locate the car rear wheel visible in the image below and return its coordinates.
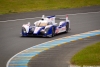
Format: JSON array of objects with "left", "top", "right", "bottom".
[{"left": 65, "top": 22, "right": 69, "bottom": 33}]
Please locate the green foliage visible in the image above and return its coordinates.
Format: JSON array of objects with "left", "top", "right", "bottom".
[
  {"left": 0, "top": 0, "right": 100, "bottom": 14},
  {"left": 71, "top": 42, "right": 100, "bottom": 65}
]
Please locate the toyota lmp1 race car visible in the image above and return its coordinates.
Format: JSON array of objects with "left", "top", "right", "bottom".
[{"left": 21, "top": 15, "right": 70, "bottom": 37}]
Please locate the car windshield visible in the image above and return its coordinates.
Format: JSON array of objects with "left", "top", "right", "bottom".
[{"left": 36, "top": 22, "right": 48, "bottom": 27}]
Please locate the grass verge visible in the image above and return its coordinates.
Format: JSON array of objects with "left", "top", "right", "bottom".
[
  {"left": 0, "top": 0, "right": 100, "bottom": 15},
  {"left": 71, "top": 42, "right": 100, "bottom": 66}
]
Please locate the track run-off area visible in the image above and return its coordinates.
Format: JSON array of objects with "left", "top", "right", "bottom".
[{"left": 0, "top": 6, "right": 100, "bottom": 67}]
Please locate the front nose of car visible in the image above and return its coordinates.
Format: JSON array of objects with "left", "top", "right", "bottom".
[{"left": 33, "top": 27, "right": 42, "bottom": 34}]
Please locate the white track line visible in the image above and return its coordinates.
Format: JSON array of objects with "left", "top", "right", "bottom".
[
  {"left": 0, "top": 17, "right": 40, "bottom": 22},
  {"left": 0, "top": 11, "right": 100, "bottom": 23}
]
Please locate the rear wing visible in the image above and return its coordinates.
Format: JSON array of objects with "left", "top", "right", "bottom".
[{"left": 66, "top": 14, "right": 70, "bottom": 29}]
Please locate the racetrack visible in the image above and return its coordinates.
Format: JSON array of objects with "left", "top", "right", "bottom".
[
  {"left": 0, "top": 6, "right": 100, "bottom": 67},
  {"left": 28, "top": 36, "right": 100, "bottom": 67}
]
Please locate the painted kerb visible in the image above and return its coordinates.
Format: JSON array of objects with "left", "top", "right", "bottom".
[{"left": 7, "top": 30, "right": 100, "bottom": 67}]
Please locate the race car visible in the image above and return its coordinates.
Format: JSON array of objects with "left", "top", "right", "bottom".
[{"left": 21, "top": 15, "right": 70, "bottom": 37}]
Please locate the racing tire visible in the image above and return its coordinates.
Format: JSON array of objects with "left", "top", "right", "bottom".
[
  {"left": 52, "top": 27, "right": 55, "bottom": 37},
  {"left": 65, "top": 22, "right": 69, "bottom": 33}
]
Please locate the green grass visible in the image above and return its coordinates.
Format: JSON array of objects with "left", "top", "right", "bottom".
[
  {"left": 71, "top": 42, "right": 100, "bottom": 66},
  {"left": 0, "top": 0, "right": 100, "bottom": 15}
]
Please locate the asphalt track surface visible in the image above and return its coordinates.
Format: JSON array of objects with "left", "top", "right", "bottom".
[
  {"left": 28, "top": 36, "right": 100, "bottom": 67},
  {"left": 0, "top": 6, "right": 100, "bottom": 67}
]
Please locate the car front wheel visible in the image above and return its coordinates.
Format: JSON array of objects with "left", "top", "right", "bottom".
[
  {"left": 48, "top": 27, "right": 55, "bottom": 38},
  {"left": 65, "top": 22, "right": 69, "bottom": 33}
]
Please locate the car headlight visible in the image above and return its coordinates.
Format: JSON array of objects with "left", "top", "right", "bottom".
[
  {"left": 40, "top": 29, "right": 47, "bottom": 34},
  {"left": 22, "top": 27, "right": 26, "bottom": 33},
  {"left": 41, "top": 29, "right": 45, "bottom": 32},
  {"left": 23, "top": 30, "right": 27, "bottom": 33},
  {"left": 45, "top": 28, "right": 49, "bottom": 32},
  {"left": 44, "top": 31, "right": 47, "bottom": 33}
]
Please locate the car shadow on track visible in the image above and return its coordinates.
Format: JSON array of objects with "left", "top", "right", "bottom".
[{"left": 20, "top": 32, "right": 69, "bottom": 38}]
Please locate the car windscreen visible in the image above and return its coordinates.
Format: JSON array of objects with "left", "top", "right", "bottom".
[{"left": 36, "top": 22, "right": 48, "bottom": 27}]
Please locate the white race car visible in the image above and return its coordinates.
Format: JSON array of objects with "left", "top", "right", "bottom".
[{"left": 21, "top": 15, "right": 70, "bottom": 37}]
